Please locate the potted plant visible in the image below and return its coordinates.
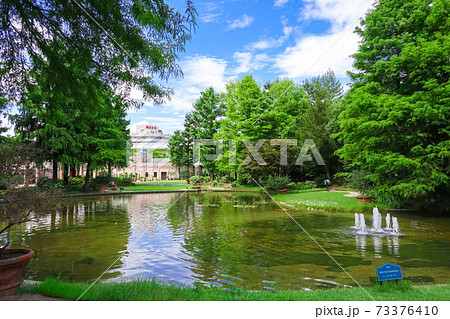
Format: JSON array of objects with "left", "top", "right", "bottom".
[
  {"left": 0, "top": 188, "right": 51, "bottom": 296},
  {"left": 0, "top": 141, "right": 54, "bottom": 296},
  {"left": 265, "top": 175, "right": 291, "bottom": 193},
  {"left": 181, "top": 170, "right": 190, "bottom": 184}
]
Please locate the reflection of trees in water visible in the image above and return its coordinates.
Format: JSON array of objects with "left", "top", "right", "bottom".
[
  {"left": 125, "top": 193, "right": 180, "bottom": 230},
  {"left": 165, "top": 193, "right": 268, "bottom": 282},
  {"left": 12, "top": 197, "right": 131, "bottom": 282}
]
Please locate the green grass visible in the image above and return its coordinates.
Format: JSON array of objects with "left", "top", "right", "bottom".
[
  {"left": 273, "top": 190, "right": 386, "bottom": 212},
  {"left": 20, "top": 279, "right": 449, "bottom": 301},
  {"left": 120, "top": 185, "right": 190, "bottom": 191},
  {"left": 232, "top": 186, "right": 263, "bottom": 191},
  {"left": 135, "top": 180, "right": 186, "bottom": 184},
  {"left": 119, "top": 185, "right": 262, "bottom": 192}
]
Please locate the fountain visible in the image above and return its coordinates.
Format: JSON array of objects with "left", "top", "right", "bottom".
[
  {"left": 353, "top": 212, "right": 360, "bottom": 229},
  {"left": 356, "top": 213, "right": 367, "bottom": 235},
  {"left": 392, "top": 217, "right": 400, "bottom": 235},
  {"left": 385, "top": 213, "right": 391, "bottom": 230},
  {"left": 371, "top": 206, "right": 383, "bottom": 232},
  {"left": 352, "top": 209, "right": 401, "bottom": 237}
]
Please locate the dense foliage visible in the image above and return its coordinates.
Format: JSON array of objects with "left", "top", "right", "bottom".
[
  {"left": 335, "top": 0, "right": 450, "bottom": 206},
  {"left": 1, "top": 0, "right": 197, "bottom": 189},
  {"left": 1, "top": 0, "right": 197, "bottom": 105},
  {"left": 169, "top": 74, "right": 340, "bottom": 187}
]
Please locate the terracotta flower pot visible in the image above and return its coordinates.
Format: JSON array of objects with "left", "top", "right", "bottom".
[
  {"left": 98, "top": 186, "right": 106, "bottom": 193},
  {"left": 355, "top": 195, "right": 373, "bottom": 203},
  {"left": 0, "top": 249, "right": 34, "bottom": 296}
]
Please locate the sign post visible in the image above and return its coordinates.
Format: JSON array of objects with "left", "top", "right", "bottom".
[{"left": 376, "top": 263, "right": 403, "bottom": 286}]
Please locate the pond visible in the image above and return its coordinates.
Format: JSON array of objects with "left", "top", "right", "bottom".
[{"left": 6, "top": 192, "right": 450, "bottom": 290}]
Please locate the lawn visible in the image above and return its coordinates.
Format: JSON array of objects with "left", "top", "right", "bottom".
[
  {"left": 20, "top": 279, "right": 449, "bottom": 301},
  {"left": 272, "top": 190, "right": 385, "bottom": 212},
  {"left": 119, "top": 185, "right": 189, "bottom": 191},
  {"left": 135, "top": 180, "right": 186, "bottom": 184}
]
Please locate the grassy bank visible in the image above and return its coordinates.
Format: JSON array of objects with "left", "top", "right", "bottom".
[
  {"left": 272, "top": 190, "right": 387, "bottom": 212},
  {"left": 135, "top": 180, "right": 186, "bottom": 184},
  {"left": 20, "top": 279, "right": 449, "bottom": 301},
  {"left": 119, "top": 185, "right": 189, "bottom": 191}
]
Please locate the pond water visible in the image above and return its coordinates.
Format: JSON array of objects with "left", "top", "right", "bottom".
[{"left": 6, "top": 192, "right": 450, "bottom": 290}]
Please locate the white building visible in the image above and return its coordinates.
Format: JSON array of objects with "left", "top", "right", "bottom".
[{"left": 113, "top": 125, "right": 179, "bottom": 180}]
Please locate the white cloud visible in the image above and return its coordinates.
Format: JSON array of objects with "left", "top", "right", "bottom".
[
  {"left": 227, "top": 14, "right": 254, "bottom": 30},
  {"left": 232, "top": 52, "right": 270, "bottom": 74},
  {"left": 199, "top": 2, "right": 223, "bottom": 23},
  {"left": 232, "top": 52, "right": 252, "bottom": 74},
  {"left": 301, "top": 0, "right": 374, "bottom": 30},
  {"left": 274, "top": 27, "right": 359, "bottom": 79},
  {"left": 247, "top": 19, "right": 293, "bottom": 51},
  {"left": 274, "top": 0, "right": 289, "bottom": 8},
  {"left": 201, "top": 13, "right": 221, "bottom": 23},
  {"left": 273, "top": 0, "right": 374, "bottom": 79},
  {"left": 181, "top": 56, "right": 228, "bottom": 91},
  {"left": 154, "top": 55, "right": 229, "bottom": 114}
]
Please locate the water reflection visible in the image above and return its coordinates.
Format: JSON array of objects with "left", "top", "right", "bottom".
[
  {"left": 355, "top": 234, "right": 401, "bottom": 259},
  {"left": 373, "top": 236, "right": 383, "bottom": 258},
  {"left": 10, "top": 197, "right": 131, "bottom": 281},
  {"left": 6, "top": 193, "right": 450, "bottom": 289},
  {"left": 355, "top": 235, "right": 366, "bottom": 257}
]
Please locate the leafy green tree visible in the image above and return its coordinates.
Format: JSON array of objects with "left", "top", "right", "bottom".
[
  {"left": 1, "top": 0, "right": 197, "bottom": 106},
  {"left": 215, "top": 75, "right": 268, "bottom": 179},
  {"left": 335, "top": 0, "right": 450, "bottom": 206},
  {"left": 191, "top": 88, "right": 225, "bottom": 178},
  {"left": 216, "top": 76, "right": 309, "bottom": 179},
  {"left": 168, "top": 130, "right": 186, "bottom": 176},
  {"left": 297, "top": 70, "right": 343, "bottom": 180},
  {"left": 168, "top": 113, "right": 196, "bottom": 176},
  {"left": 79, "top": 92, "right": 129, "bottom": 190}
]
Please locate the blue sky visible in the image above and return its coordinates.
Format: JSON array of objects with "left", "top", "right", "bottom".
[
  {"left": 0, "top": 0, "right": 375, "bottom": 136},
  {"left": 128, "top": 0, "right": 376, "bottom": 134}
]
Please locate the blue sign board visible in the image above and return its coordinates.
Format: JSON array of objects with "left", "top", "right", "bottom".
[{"left": 377, "top": 263, "right": 403, "bottom": 282}]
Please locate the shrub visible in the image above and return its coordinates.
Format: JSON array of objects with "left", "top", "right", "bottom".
[
  {"left": 181, "top": 170, "right": 190, "bottom": 179},
  {"left": 68, "top": 177, "right": 84, "bottom": 186},
  {"left": 93, "top": 174, "right": 113, "bottom": 187},
  {"left": 37, "top": 178, "right": 63, "bottom": 190},
  {"left": 265, "top": 175, "right": 291, "bottom": 191},
  {"left": 236, "top": 173, "right": 254, "bottom": 186},
  {"left": 288, "top": 181, "right": 316, "bottom": 191},
  {"left": 190, "top": 175, "right": 204, "bottom": 183},
  {"left": 298, "top": 181, "right": 316, "bottom": 190},
  {"left": 114, "top": 176, "right": 133, "bottom": 183},
  {"left": 349, "top": 170, "right": 372, "bottom": 194},
  {"left": 203, "top": 176, "right": 211, "bottom": 183}
]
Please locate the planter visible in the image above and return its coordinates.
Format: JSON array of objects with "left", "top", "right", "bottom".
[
  {"left": 185, "top": 179, "right": 190, "bottom": 184},
  {"left": 355, "top": 195, "right": 373, "bottom": 203},
  {"left": 277, "top": 188, "right": 287, "bottom": 194},
  {"left": 0, "top": 249, "right": 34, "bottom": 296},
  {"left": 98, "top": 186, "right": 106, "bottom": 193}
]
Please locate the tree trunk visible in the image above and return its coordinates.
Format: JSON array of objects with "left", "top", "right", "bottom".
[
  {"left": 325, "top": 165, "right": 331, "bottom": 181},
  {"left": 70, "top": 165, "right": 76, "bottom": 177},
  {"left": 23, "top": 162, "right": 30, "bottom": 187},
  {"left": 52, "top": 160, "right": 58, "bottom": 181},
  {"left": 63, "top": 164, "right": 69, "bottom": 185},
  {"left": 84, "top": 162, "right": 90, "bottom": 191}
]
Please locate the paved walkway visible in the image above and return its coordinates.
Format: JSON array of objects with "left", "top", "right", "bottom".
[
  {"left": 0, "top": 294, "right": 64, "bottom": 301},
  {"left": 328, "top": 186, "right": 360, "bottom": 197}
]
